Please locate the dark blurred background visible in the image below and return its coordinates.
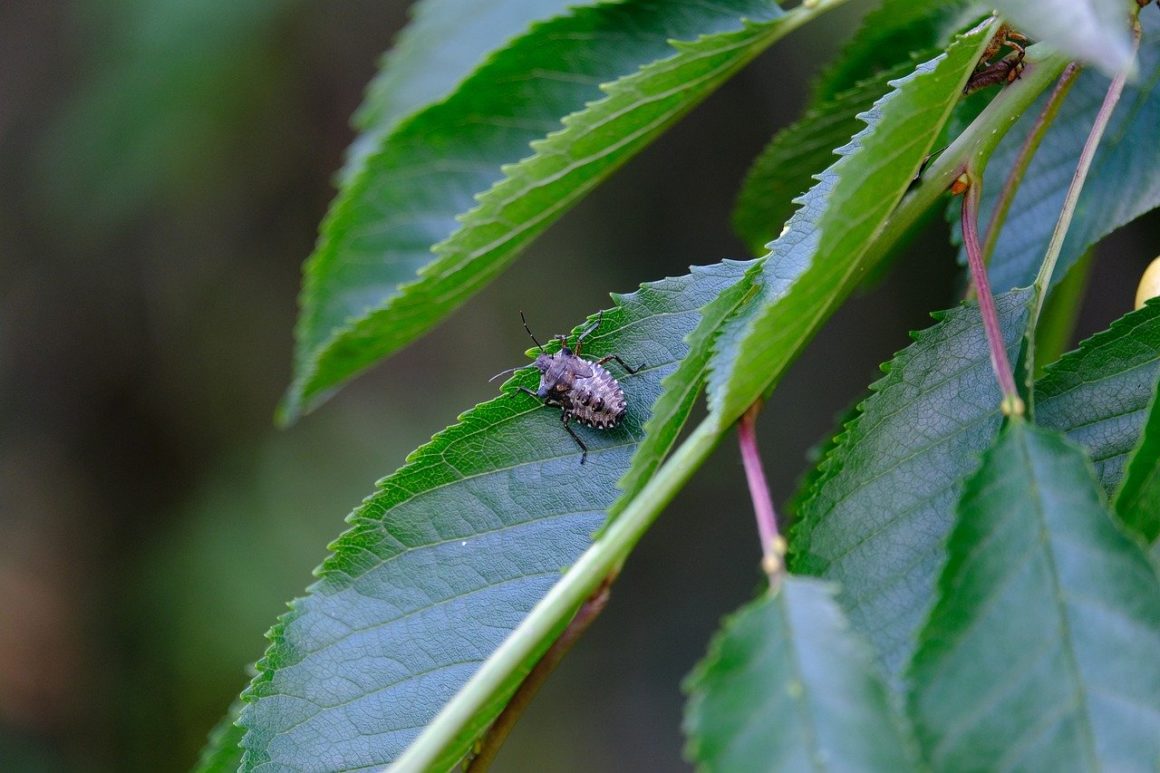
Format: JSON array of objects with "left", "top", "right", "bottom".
[{"left": 1, "top": 1, "right": 1154, "bottom": 770}]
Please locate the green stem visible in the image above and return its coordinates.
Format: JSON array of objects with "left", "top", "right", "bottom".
[{"left": 1032, "top": 20, "right": 1141, "bottom": 324}]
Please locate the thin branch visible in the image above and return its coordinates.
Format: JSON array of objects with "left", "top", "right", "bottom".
[
  {"left": 464, "top": 577, "right": 615, "bottom": 772},
  {"left": 1032, "top": 18, "right": 1142, "bottom": 321},
  {"left": 962, "top": 175, "right": 1024, "bottom": 416},
  {"left": 737, "top": 403, "right": 786, "bottom": 585},
  {"left": 980, "top": 63, "right": 1082, "bottom": 268}
]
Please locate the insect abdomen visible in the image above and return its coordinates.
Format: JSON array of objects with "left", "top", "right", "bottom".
[{"left": 567, "top": 362, "right": 627, "bottom": 429}]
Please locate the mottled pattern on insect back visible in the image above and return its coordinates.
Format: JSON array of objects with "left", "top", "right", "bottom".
[{"left": 492, "top": 312, "right": 643, "bottom": 463}]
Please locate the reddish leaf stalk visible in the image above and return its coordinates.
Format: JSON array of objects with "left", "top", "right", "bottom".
[
  {"left": 738, "top": 402, "right": 786, "bottom": 585},
  {"left": 961, "top": 178, "right": 1025, "bottom": 416},
  {"left": 464, "top": 577, "right": 614, "bottom": 772}
]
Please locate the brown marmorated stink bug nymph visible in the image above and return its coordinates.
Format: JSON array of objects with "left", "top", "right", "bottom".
[{"left": 491, "top": 311, "right": 643, "bottom": 464}]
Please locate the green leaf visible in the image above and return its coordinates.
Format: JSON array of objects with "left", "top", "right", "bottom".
[
  {"left": 1037, "top": 298, "right": 1160, "bottom": 495},
  {"left": 193, "top": 699, "right": 244, "bottom": 773},
  {"left": 792, "top": 288, "right": 1037, "bottom": 685},
  {"left": 1114, "top": 377, "right": 1160, "bottom": 543},
  {"left": 707, "top": 22, "right": 996, "bottom": 426},
  {"left": 685, "top": 577, "right": 917, "bottom": 773},
  {"left": 342, "top": 0, "right": 580, "bottom": 181},
  {"left": 990, "top": 0, "right": 1134, "bottom": 78},
  {"left": 811, "top": 0, "right": 976, "bottom": 102},
  {"left": 237, "top": 264, "right": 744, "bottom": 770},
  {"left": 908, "top": 420, "right": 1160, "bottom": 770},
  {"left": 285, "top": 0, "right": 810, "bottom": 421},
  {"left": 972, "top": 10, "right": 1160, "bottom": 291},
  {"left": 732, "top": 61, "right": 916, "bottom": 255},
  {"left": 683, "top": 577, "right": 917, "bottom": 773}
]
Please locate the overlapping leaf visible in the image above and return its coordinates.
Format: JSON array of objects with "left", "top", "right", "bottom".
[
  {"left": 683, "top": 577, "right": 917, "bottom": 773},
  {"left": 909, "top": 420, "right": 1160, "bottom": 770},
  {"left": 792, "top": 288, "right": 1036, "bottom": 684},
  {"left": 990, "top": 0, "right": 1134, "bottom": 78},
  {"left": 1037, "top": 298, "right": 1160, "bottom": 493},
  {"left": 285, "top": 0, "right": 800, "bottom": 420},
  {"left": 732, "top": 61, "right": 915, "bottom": 255},
  {"left": 811, "top": 0, "right": 975, "bottom": 101},
  {"left": 236, "top": 263, "right": 744, "bottom": 769},
  {"left": 1114, "top": 381, "right": 1160, "bottom": 543},
  {"left": 708, "top": 22, "right": 996, "bottom": 426},
  {"left": 968, "top": 10, "right": 1160, "bottom": 291}
]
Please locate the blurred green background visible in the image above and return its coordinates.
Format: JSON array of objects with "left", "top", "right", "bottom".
[{"left": 1, "top": 1, "right": 1154, "bottom": 770}]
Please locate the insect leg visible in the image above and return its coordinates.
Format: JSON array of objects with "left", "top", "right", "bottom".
[
  {"left": 561, "top": 413, "right": 588, "bottom": 464},
  {"left": 513, "top": 386, "right": 542, "bottom": 400},
  {"left": 596, "top": 354, "right": 644, "bottom": 374},
  {"left": 574, "top": 310, "right": 603, "bottom": 355}
]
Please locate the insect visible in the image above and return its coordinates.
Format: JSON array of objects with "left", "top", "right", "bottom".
[
  {"left": 964, "top": 25, "right": 1029, "bottom": 95},
  {"left": 490, "top": 311, "right": 643, "bottom": 464}
]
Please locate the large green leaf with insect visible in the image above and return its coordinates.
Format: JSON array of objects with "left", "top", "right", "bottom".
[
  {"left": 988, "top": 0, "right": 1134, "bottom": 78},
  {"left": 683, "top": 577, "right": 918, "bottom": 773},
  {"left": 341, "top": 0, "right": 580, "bottom": 182},
  {"left": 236, "top": 263, "right": 744, "bottom": 770},
  {"left": 908, "top": 420, "right": 1160, "bottom": 771},
  {"left": 792, "top": 288, "right": 1036, "bottom": 685},
  {"left": 284, "top": 0, "right": 860, "bottom": 421},
  {"left": 967, "top": 10, "right": 1160, "bottom": 292},
  {"left": 707, "top": 23, "right": 996, "bottom": 427},
  {"left": 1114, "top": 382, "right": 1160, "bottom": 544}
]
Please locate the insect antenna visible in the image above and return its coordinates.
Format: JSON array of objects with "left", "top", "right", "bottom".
[
  {"left": 521, "top": 310, "right": 545, "bottom": 352},
  {"left": 488, "top": 365, "right": 527, "bottom": 383}
]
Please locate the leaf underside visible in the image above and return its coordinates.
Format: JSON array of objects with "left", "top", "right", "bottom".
[
  {"left": 237, "top": 263, "right": 745, "bottom": 770},
  {"left": 909, "top": 420, "right": 1160, "bottom": 771},
  {"left": 285, "top": 0, "right": 787, "bottom": 420},
  {"left": 683, "top": 577, "right": 917, "bottom": 773}
]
